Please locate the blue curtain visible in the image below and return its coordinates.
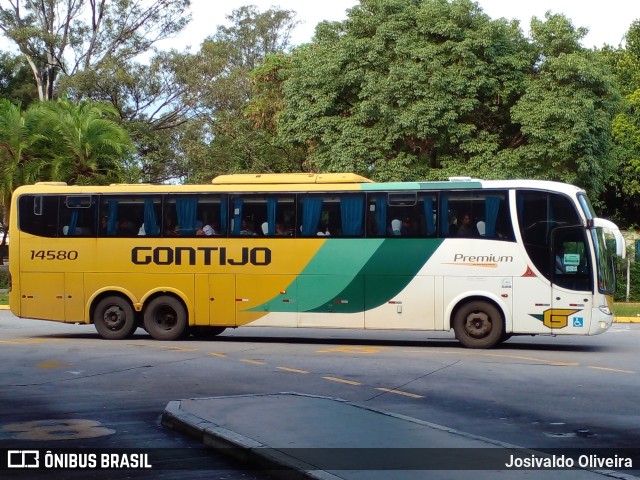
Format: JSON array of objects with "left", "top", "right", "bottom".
[
  {"left": 67, "top": 209, "right": 79, "bottom": 235},
  {"left": 176, "top": 198, "right": 198, "bottom": 236},
  {"left": 107, "top": 200, "right": 118, "bottom": 236},
  {"left": 301, "top": 197, "right": 323, "bottom": 236},
  {"left": 375, "top": 196, "right": 387, "bottom": 237},
  {"left": 219, "top": 196, "right": 228, "bottom": 234},
  {"left": 423, "top": 197, "right": 436, "bottom": 236},
  {"left": 267, "top": 197, "right": 278, "bottom": 236},
  {"left": 340, "top": 195, "right": 364, "bottom": 236},
  {"left": 144, "top": 198, "right": 159, "bottom": 236},
  {"left": 485, "top": 196, "right": 501, "bottom": 238},
  {"left": 232, "top": 198, "right": 244, "bottom": 235},
  {"left": 440, "top": 195, "right": 449, "bottom": 236}
]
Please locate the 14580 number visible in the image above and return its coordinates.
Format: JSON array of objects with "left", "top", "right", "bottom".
[{"left": 30, "top": 250, "right": 79, "bottom": 260}]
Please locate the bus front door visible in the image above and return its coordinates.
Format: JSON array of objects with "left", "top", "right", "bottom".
[{"left": 550, "top": 228, "right": 593, "bottom": 335}]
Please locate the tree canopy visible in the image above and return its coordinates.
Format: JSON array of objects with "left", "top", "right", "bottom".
[
  {"left": 271, "top": 0, "right": 620, "bottom": 196},
  {"left": 1, "top": 0, "right": 640, "bottom": 226}
]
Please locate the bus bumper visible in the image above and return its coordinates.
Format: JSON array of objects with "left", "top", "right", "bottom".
[{"left": 590, "top": 305, "right": 614, "bottom": 335}]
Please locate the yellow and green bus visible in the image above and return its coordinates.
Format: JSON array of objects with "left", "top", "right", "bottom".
[{"left": 8, "top": 173, "right": 625, "bottom": 348}]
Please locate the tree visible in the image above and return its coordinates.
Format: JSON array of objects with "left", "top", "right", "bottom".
[
  {"left": 276, "top": 0, "right": 534, "bottom": 181},
  {"left": 38, "top": 99, "right": 134, "bottom": 184},
  {"left": 59, "top": 52, "right": 198, "bottom": 183},
  {"left": 600, "top": 20, "right": 640, "bottom": 225},
  {"left": 0, "top": 0, "right": 191, "bottom": 100},
  {"left": 0, "top": 99, "right": 44, "bottom": 252},
  {"left": 0, "top": 51, "right": 38, "bottom": 105},
  {"left": 170, "top": 5, "right": 303, "bottom": 182},
  {"left": 0, "top": 98, "right": 133, "bottom": 232},
  {"left": 272, "top": 0, "right": 620, "bottom": 193},
  {"left": 505, "top": 13, "right": 620, "bottom": 195}
]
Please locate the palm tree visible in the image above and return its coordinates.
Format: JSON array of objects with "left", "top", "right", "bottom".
[
  {"left": 40, "top": 99, "right": 134, "bottom": 185},
  {"left": 0, "top": 99, "right": 46, "bottom": 262}
]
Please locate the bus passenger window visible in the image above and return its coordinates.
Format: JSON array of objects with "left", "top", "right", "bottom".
[{"left": 61, "top": 196, "right": 96, "bottom": 237}]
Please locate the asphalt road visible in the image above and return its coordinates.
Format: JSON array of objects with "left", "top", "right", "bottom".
[{"left": 0, "top": 311, "right": 638, "bottom": 478}]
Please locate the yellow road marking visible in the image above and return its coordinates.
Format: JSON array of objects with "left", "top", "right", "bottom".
[
  {"left": 37, "top": 361, "right": 72, "bottom": 369},
  {"left": 277, "top": 366, "right": 309, "bottom": 374},
  {"left": 405, "top": 349, "right": 579, "bottom": 367},
  {"left": 480, "top": 352, "right": 578, "bottom": 366},
  {"left": 208, "top": 352, "right": 227, "bottom": 358},
  {"left": 138, "top": 344, "right": 198, "bottom": 352},
  {"left": 3, "top": 419, "right": 115, "bottom": 441},
  {"left": 242, "top": 359, "right": 266, "bottom": 365},
  {"left": 588, "top": 366, "right": 635, "bottom": 374},
  {"left": 0, "top": 338, "right": 65, "bottom": 345},
  {"left": 376, "top": 388, "right": 424, "bottom": 399},
  {"left": 322, "top": 376, "right": 362, "bottom": 386}
]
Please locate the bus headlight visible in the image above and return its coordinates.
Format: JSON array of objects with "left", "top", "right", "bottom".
[
  {"left": 598, "top": 305, "right": 612, "bottom": 315},
  {"left": 599, "top": 321, "right": 608, "bottom": 329}
]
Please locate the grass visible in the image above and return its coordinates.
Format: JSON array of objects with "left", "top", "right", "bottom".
[
  {"left": 612, "top": 302, "right": 640, "bottom": 318},
  {"left": 0, "top": 292, "right": 7, "bottom": 305}
]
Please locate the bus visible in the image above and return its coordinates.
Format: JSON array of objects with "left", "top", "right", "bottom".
[{"left": 8, "top": 173, "right": 625, "bottom": 348}]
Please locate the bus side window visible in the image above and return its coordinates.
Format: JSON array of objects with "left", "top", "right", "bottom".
[
  {"left": 18, "top": 195, "right": 60, "bottom": 237},
  {"left": 61, "top": 196, "right": 96, "bottom": 236}
]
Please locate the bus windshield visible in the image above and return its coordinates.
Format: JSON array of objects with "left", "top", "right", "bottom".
[{"left": 592, "top": 227, "right": 616, "bottom": 294}]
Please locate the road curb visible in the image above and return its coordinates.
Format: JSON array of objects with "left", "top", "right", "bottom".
[
  {"left": 614, "top": 317, "right": 640, "bottom": 323},
  {"left": 162, "top": 399, "right": 341, "bottom": 480}
]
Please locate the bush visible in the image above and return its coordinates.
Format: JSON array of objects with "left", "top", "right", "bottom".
[
  {"left": 615, "top": 257, "right": 640, "bottom": 301},
  {"left": 0, "top": 269, "right": 7, "bottom": 289}
]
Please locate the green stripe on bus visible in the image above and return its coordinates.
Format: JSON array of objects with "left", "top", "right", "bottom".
[{"left": 248, "top": 238, "right": 443, "bottom": 314}]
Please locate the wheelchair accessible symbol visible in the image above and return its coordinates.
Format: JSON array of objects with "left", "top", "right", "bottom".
[{"left": 573, "top": 317, "right": 584, "bottom": 327}]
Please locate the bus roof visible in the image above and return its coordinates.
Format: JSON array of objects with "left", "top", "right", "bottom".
[
  {"left": 14, "top": 176, "right": 584, "bottom": 196},
  {"left": 212, "top": 173, "right": 374, "bottom": 184}
]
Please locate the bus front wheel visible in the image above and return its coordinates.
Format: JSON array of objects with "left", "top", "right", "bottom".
[
  {"left": 453, "top": 300, "right": 503, "bottom": 349},
  {"left": 93, "top": 296, "right": 137, "bottom": 340},
  {"left": 143, "top": 296, "right": 187, "bottom": 341}
]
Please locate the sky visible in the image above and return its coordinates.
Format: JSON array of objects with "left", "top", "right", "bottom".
[{"left": 160, "top": 0, "right": 640, "bottom": 52}]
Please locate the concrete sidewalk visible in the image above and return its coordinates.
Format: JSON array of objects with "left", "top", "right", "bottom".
[{"left": 161, "top": 393, "right": 636, "bottom": 480}]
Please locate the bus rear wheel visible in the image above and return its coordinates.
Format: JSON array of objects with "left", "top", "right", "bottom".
[
  {"left": 143, "top": 296, "right": 187, "bottom": 341},
  {"left": 453, "top": 300, "right": 503, "bottom": 349},
  {"left": 93, "top": 296, "right": 137, "bottom": 340}
]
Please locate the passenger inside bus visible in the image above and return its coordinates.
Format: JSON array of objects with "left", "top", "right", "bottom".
[
  {"left": 456, "top": 213, "right": 475, "bottom": 237},
  {"left": 164, "top": 217, "right": 179, "bottom": 236}
]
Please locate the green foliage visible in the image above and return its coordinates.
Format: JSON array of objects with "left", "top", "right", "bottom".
[
  {"left": 0, "top": 52, "right": 38, "bottom": 106},
  {"left": 0, "top": 99, "right": 47, "bottom": 229},
  {"left": 172, "top": 5, "right": 304, "bottom": 180},
  {"left": 270, "top": 0, "right": 620, "bottom": 190},
  {"left": 615, "top": 258, "right": 640, "bottom": 302},
  {"left": 38, "top": 100, "right": 134, "bottom": 185},
  {"left": 0, "top": 99, "right": 134, "bottom": 230},
  {"left": 0, "top": 268, "right": 8, "bottom": 289}
]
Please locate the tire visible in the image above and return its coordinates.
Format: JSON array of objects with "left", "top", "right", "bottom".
[
  {"left": 453, "top": 300, "right": 503, "bottom": 349},
  {"left": 190, "top": 326, "right": 226, "bottom": 339},
  {"left": 143, "top": 296, "right": 188, "bottom": 341},
  {"left": 93, "top": 296, "right": 137, "bottom": 340}
]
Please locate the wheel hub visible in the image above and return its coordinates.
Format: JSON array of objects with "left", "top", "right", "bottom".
[
  {"left": 465, "top": 312, "right": 491, "bottom": 338},
  {"left": 103, "top": 306, "right": 125, "bottom": 330}
]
